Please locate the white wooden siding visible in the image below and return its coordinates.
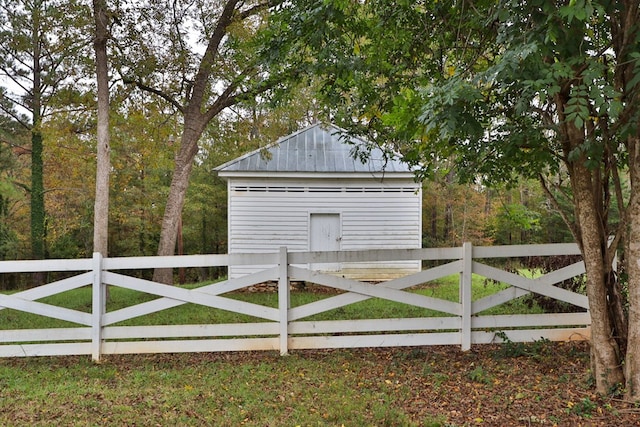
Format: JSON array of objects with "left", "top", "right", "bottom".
[{"left": 227, "top": 178, "right": 421, "bottom": 279}]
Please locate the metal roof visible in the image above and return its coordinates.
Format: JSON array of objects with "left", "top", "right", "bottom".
[{"left": 215, "top": 123, "right": 411, "bottom": 175}]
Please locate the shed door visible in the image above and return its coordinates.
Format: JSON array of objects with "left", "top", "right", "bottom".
[{"left": 310, "top": 213, "right": 341, "bottom": 271}]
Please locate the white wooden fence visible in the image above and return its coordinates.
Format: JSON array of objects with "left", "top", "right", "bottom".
[{"left": 0, "top": 243, "right": 590, "bottom": 360}]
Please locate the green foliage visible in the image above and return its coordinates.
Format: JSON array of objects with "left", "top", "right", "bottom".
[
  {"left": 116, "top": 0, "right": 300, "bottom": 116},
  {"left": 283, "top": 0, "right": 635, "bottom": 243},
  {"left": 421, "top": 414, "right": 449, "bottom": 427},
  {"left": 30, "top": 128, "right": 44, "bottom": 260},
  {"left": 0, "top": 135, "right": 19, "bottom": 260},
  {"left": 273, "top": 0, "right": 470, "bottom": 163},
  {"left": 495, "top": 331, "right": 552, "bottom": 359},
  {"left": 281, "top": 6, "right": 639, "bottom": 396},
  {"left": 0, "top": 118, "right": 27, "bottom": 262},
  {"left": 487, "top": 198, "right": 542, "bottom": 246},
  {"left": 0, "top": 0, "right": 92, "bottom": 110},
  {"left": 421, "top": 175, "right": 570, "bottom": 247},
  {"left": 108, "top": 95, "right": 176, "bottom": 257},
  {"left": 567, "top": 397, "right": 597, "bottom": 418},
  {"left": 0, "top": 0, "right": 93, "bottom": 261},
  {"left": 468, "top": 365, "right": 493, "bottom": 385},
  {"left": 0, "top": 195, "right": 18, "bottom": 261}
]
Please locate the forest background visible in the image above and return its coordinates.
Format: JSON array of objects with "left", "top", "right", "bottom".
[
  {"left": 2, "top": 97, "right": 565, "bottom": 279},
  {"left": 0, "top": 0, "right": 572, "bottom": 286}
]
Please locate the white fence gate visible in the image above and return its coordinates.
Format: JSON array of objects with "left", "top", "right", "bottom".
[{"left": 0, "top": 243, "right": 590, "bottom": 360}]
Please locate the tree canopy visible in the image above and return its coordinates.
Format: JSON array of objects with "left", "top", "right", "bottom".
[
  {"left": 0, "top": 0, "right": 92, "bottom": 264},
  {"left": 277, "top": 0, "right": 640, "bottom": 397}
]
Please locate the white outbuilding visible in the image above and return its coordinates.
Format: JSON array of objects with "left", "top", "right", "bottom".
[{"left": 215, "top": 123, "right": 422, "bottom": 280}]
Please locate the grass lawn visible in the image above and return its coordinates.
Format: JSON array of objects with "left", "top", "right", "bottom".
[
  {"left": 0, "top": 342, "right": 638, "bottom": 426},
  {"left": 0, "top": 273, "right": 548, "bottom": 329}
]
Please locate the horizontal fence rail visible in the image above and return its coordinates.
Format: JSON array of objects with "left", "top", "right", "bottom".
[{"left": 0, "top": 243, "right": 590, "bottom": 360}]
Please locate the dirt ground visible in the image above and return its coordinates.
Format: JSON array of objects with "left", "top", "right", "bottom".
[
  {"left": 362, "top": 341, "right": 640, "bottom": 426},
  {"left": 3, "top": 340, "right": 640, "bottom": 425}
]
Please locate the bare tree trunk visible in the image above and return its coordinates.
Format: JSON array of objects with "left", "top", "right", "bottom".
[
  {"left": 625, "top": 136, "right": 640, "bottom": 398},
  {"left": 572, "top": 162, "right": 624, "bottom": 394},
  {"left": 120, "top": 1, "right": 282, "bottom": 284},
  {"left": 92, "top": 0, "right": 110, "bottom": 256},
  {"left": 625, "top": 201, "right": 640, "bottom": 398},
  {"left": 30, "top": 2, "right": 45, "bottom": 285},
  {"left": 152, "top": 125, "right": 201, "bottom": 284}
]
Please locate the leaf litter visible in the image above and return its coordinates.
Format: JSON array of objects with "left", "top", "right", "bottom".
[{"left": 0, "top": 341, "right": 639, "bottom": 426}]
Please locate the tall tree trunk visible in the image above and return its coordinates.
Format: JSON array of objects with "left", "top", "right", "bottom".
[
  {"left": 30, "top": 130, "right": 44, "bottom": 260},
  {"left": 625, "top": 136, "right": 640, "bottom": 398},
  {"left": 121, "top": 0, "right": 280, "bottom": 284},
  {"left": 30, "top": 129, "right": 45, "bottom": 286},
  {"left": 152, "top": 124, "right": 201, "bottom": 284},
  {"left": 117, "top": 0, "right": 284, "bottom": 284},
  {"left": 571, "top": 161, "right": 624, "bottom": 394},
  {"left": 30, "top": 1, "right": 45, "bottom": 285},
  {"left": 92, "top": 0, "right": 110, "bottom": 256}
]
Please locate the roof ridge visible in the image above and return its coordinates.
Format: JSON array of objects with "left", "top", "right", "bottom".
[
  {"left": 214, "top": 123, "right": 327, "bottom": 171},
  {"left": 215, "top": 123, "right": 412, "bottom": 174}
]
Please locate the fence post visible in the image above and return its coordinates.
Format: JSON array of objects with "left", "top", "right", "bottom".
[
  {"left": 91, "top": 252, "right": 105, "bottom": 361},
  {"left": 460, "top": 242, "right": 472, "bottom": 351},
  {"left": 278, "top": 247, "right": 290, "bottom": 355}
]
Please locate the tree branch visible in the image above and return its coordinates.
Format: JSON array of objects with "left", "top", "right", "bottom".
[
  {"left": 0, "top": 95, "right": 31, "bottom": 130},
  {"left": 0, "top": 64, "right": 33, "bottom": 99},
  {"left": 122, "top": 77, "right": 185, "bottom": 114},
  {"left": 239, "top": 0, "right": 283, "bottom": 20},
  {"left": 188, "top": 0, "right": 241, "bottom": 110},
  {"left": 203, "top": 65, "right": 294, "bottom": 123},
  {"left": 171, "top": 0, "right": 192, "bottom": 97},
  {"left": 203, "top": 78, "right": 242, "bottom": 123},
  {"left": 539, "top": 173, "right": 580, "bottom": 244}
]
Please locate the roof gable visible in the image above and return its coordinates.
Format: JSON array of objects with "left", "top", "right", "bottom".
[{"left": 215, "top": 123, "right": 411, "bottom": 175}]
